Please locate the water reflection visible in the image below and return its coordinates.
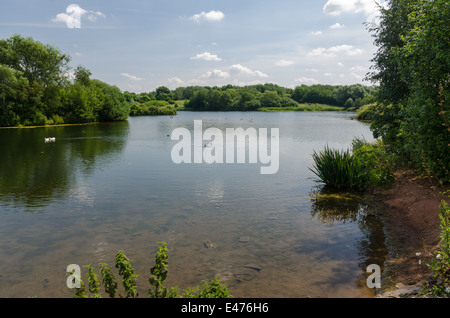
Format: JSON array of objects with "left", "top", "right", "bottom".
[
  {"left": 0, "top": 122, "right": 129, "bottom": 209},
  {"left": 310, "top": 188, "right": 368, "bottom": 225},
  {"left": 309, "top": 187, "right": 388, "bottom": 291},
  {"left": 0, "top": 112, "right": 384, "bottom": 298}
]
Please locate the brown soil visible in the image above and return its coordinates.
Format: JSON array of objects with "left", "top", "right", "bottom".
[{"left": 372, "top": 168, "right": 449, "bottom": 296}]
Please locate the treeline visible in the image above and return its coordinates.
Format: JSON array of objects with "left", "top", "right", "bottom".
[
  {"left": 367, "top": 0, "right": 449, "bottom": 182},
  {"left": 129, "top": 83, "right": 376, "bottom": 112},
  {"left": 1, "top": 34, "right": 378, "bottom": 127},
  {"left": 0, "top": 34, "right": 130, "bottom": 127},
  {"left": 124, "top": 87, "right": 178, "bottom": 117}
]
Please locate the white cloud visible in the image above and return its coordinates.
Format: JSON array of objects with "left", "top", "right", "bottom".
[
  {"left": 191, "top": 52, "right": 222, "bottom": 61},
  {"left": 329, "top": 45, "right": 363, "bottom": 56},
  {"left": 311, "top": 30, "right": 322, "bottom": 36},
  {"left": 323, "top": 0, "right": 382, "bottom": 16},
  {"left": 307, "top": 47, "right": 336, "bottom": 58},
  {"left": 121, "top": 73, "right": 144, "bottom": 81},
  {"left": 308, "top": 45, "right": 363, "bottom": 58},
  {"left": 168, "top": 77, "right": 185, "bottom": 85},
  {"left": 337, "top": 62, "right": 345, "bottom": 67},
  {"left": 330, "top": 23, "right": 344, "bottom": 29},
  {"left": 87, "top": 11, "right": 106, "bottom": 22},
  {"left": 229, "top": 64, "right": 268, "bottom": 78},
  {"left": 350, "top": 65, "right": 368, "bottom": 72},
  {"left": 190, "top": 10, "right": 225, "bottom": 23},
  {"left": 275, "top": 59, "right": 294, "bottom": 67},
  {"left": 52, "top": 4, "right": 105, "bottom": 28},
  {"left": 295, "top": 77, "right": 319, "bottom": 85},
  {"left": 200, "top": 69, "right": 230, "bottom": 79},
  {"left": 231, "top": 79, "right": 265, "bottom": 87}
]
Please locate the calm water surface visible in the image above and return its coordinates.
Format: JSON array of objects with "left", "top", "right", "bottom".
[{"left": 0, "top": 111, "right": 386, "bottom": 298}]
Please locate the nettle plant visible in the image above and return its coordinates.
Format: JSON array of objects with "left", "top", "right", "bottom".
[{"left": 70, "top": 242, "right": 232, "bottom": 298}]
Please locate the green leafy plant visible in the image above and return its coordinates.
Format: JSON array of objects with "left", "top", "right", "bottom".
[
  {"left": 99, "top": 263, "right": 118, "bottom": 298},
  {"left": 147, "top": 242, "right": 180, "bottom": 298},
  {"left": 424, "top": 193, "right": 450, "bottom": 296},
  {"left": 183, "top": 277, "right": 233, "bottom": 298},
  {"left": 86, "top": 264, "right": 101, "bottom": 298},
  {"left": 68, "top": 242, "right": 232, "bottom": 299},
  {"left": 115, "top": 251, "right": 139, "bottom": 298},
  {"left": 351, "top": 138, "right": 395, "bottom": 188}
]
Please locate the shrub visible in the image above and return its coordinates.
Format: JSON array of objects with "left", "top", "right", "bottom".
[
  {"left": 351, "top": 138, "right": 395, "bottom": 188},
  {"left": 354, "top": 103, "right": 378, "bottom": 121}
]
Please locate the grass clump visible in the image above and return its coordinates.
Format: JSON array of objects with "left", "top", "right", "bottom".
[
  {"left": 310, "top": 138, "right": 394, "bottom": 191},
  {"left": 310, "top": 146, "right": 365, "bottom": 191}
]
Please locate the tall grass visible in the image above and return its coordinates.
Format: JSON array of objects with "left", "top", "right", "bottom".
[{"left": 310, "top": 145, "right": 366, "bottom": 191}]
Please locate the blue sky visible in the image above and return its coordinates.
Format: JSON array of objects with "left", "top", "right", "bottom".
[{"left": 0, "top": 0, "right": 385, "bottom": 93}]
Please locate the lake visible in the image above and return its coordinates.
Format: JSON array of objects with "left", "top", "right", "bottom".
[{"left": 0, "top": 111, "right": 386, "bottom": 298}]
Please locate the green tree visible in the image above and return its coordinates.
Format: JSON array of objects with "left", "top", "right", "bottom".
[
  {"left": 74, "top": 65, "right": 92, "bottom": 87},
  {"left": 0, "top": 34, "right": 70, "bottom": 119},
  {"left": 0, "top": 65, "right": 29, "bottom": 126},
  {"left": 367, "top": 0, "right": 449, "bottom": 182},
  {"left": 155, "top": 86, "right": 172, "bottom": 101},
  {"left": 260, "top": 90, "right": 280, "bottom": 108},
  {"left": 92, "top": 79, "right": 130, "bottom": 122}
]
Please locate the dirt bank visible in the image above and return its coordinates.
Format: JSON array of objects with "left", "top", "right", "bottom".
[{"left": 372, "top": 169, "right": 449, "bottom": 297}]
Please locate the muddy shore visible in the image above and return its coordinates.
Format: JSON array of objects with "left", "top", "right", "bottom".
[{"left": 371, "top": 169, "right": 449, "bottom": 298}]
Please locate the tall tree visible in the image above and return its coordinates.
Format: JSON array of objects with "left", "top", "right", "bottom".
[{"left": 367, "top": 0, "right": 450, "bottom": 182}]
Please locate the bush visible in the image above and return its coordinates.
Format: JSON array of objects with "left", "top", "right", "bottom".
[
  {"left": 351, "top": 138, "right": 395, "bottom": 188},
  {"left": 354, "top": 103, "right": 378, "bottom": 121}
]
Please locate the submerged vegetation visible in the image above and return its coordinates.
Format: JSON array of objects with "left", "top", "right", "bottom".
[{"left": 69, "top": 242, "right": 232, "bottom": 298}]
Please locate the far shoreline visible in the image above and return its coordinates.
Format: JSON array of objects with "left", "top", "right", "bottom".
[
  {"left": 0, "top": 121, "right": 119, "bottom": 130},
  {"left": 0, "top": 106, "right": 350, "bottom": 129}
]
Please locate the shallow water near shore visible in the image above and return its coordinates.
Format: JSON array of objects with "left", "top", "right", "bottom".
[{"left": 0, "top": 111, "right": 386, "bottom": 298}]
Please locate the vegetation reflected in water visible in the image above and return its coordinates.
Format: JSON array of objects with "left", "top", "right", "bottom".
[
  {"left": 0, "top": 112, "right": 385, "bottom": 298},
  {"left": 310, "top": 187, "right": 388, "bottom": 289}
]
